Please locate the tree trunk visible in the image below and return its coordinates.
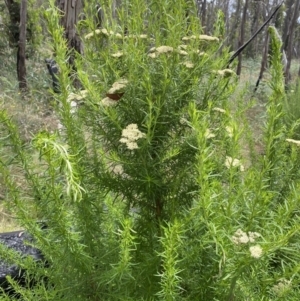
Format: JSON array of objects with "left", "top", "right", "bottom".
[
  {"left": 249, "top": 1, "right": 260, "bottom": 57},
  {"left": 4, "top": 0, "right": 20, "bottom": 47},
  {"left": 17, "top": 0, "right": 27, "bottom": 91},
  {"left": 56, "top": 0, "right": 83, "bottom": 88},
  {"left": 201, "top": 0, "right": 207, "bottom": 30},
  {"left": 284, "top": 0, "right": 300, "bottom": 85},
  {"left": 282, "top": 0, "right": 294, "bottom": 52},
  {"left": 56, "top": 0, "right": 83, "bottom": 59},
  {"left": 205, "top": 0, "right": 215, "bottom": 34},
  {"left": 254, "top": 31, "right": 269, "bottom": 92},
  {"left": 228, "top": 0, "right": 241, "bottom": 50},
  {"left": 236, "top": 0, "right": 249, "bottom": 76}
]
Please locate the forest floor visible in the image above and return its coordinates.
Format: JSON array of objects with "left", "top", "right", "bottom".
[{"left": 0, "top": 45, "right": 299, "bottom": 232}]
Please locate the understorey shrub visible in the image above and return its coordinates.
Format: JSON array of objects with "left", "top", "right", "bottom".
[{"left": 0, "top": 1, "right": 300, "bottom": 300}]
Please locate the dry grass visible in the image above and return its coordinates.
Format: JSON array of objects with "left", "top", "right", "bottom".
[
  {"left": 0, "top": 46, "right": 60, "bottom": 232},
  {"left": 0, "top": 205, "right": 22, "bottom": 232}
]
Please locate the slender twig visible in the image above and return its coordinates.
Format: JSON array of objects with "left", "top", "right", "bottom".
[{"left": 226, "top": 1, "right": 284, "bottom": 67}]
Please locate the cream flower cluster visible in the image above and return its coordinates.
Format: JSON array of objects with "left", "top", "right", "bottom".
[
  {"left": 180, "top": 61, "right": 194, "bottom": 69},
  {"left": 286, "top": 138, "right": 300, "bottom": 146},
  {"left": 85, "top": 29, "right": 150, "bottom": 41},
  {"left": 225, "top": 156, "right": 244, "bottom": 171},
  {"left": 225, "top": 126, "right": 233, "bottom": 138},
  {"left": 110, "top": 164, "right": 124, "bottom": 175},
  {"left": 182, "top": 34, "right": 219, "bottom": 42},
  {"left": 107, "top": 78, "right": 128, "bottom": 94},
  {"left": 65, "top": 90, "right": 88, "bottom": 114},
  {"left": 216, "top": 69, "right": 235, "bottom": 78},
  {"left": 213, "top": 107, "right": 226, "bottom": 114},
  {"left": 101, "top": 78, "right": 129, "bottom": 107},
  {"left": 232, "top": 229, "right": 263, "bottom": 258},
  {"left": 272, "top": 279, "right": 292, "bottom": 296},
  {"left": 249, "top": 245, "right": 263, "bottom": 259},
  {"left": 148, "top": 46, "right": 174, "bottom": 58},
  {"left": 232, "top": 229, "right": 261, "bottom": 245},
  {"left": 120, "top": 124, "right": 146, "bottom": 150},
  {"left": 205, "top": 128, "right": 215, "bottom": 139}
]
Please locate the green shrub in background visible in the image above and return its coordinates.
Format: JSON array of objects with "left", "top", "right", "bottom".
[
  {"left": 1, "top": 1, "right": 300, "bottom": 300},
  {"left": 283, "top": 80, "right": 300, "bottom": 140}
]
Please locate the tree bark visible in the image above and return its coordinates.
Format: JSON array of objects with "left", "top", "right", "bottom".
[
  {"left": 282, "top": 0, "right": 294, "bottom": 52},
  {"left": 201, "top": 0, "right": 207, "bottom": 30},
  {"left": 56, "top": 0, "right": 83, "bottom": 88},
  {"left": 17, "top": 0, "right": 27, "bottom": 91},
  {"left": 236, "top": 0, "right": 249, "bottom": 76},
  {"left": 4, "top": 0, "right": 20, "bottom": 47},
  {"left": 255, "top": 32, "right": 269, "bottom": 92},
  {"left": 56, "top": 0, "right": 83, "bottom": 58},
  {"left": 228, "top": 0, "right": 241, "bottom": 50},
  {"left": 284, "top": 0, "right": 300, "bottom": 85}
]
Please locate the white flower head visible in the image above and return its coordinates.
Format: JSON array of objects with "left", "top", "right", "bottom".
[
  {"left": 249, "top": 245, "right": 263, "bottom": 258},
  {"left": 85, "top": 32, "right": 94, "bottom": 40},
  {"left": 98, "top": 28, "right": 109, "bottom": 37},
  {"left": 85, "top": 28, "right": 110, "bottom": 38},
  {"left": 248, "top": 231, "right": 261, "bottom": 243},
  {"left": 115, "top": 33, "right": 123, "bottom": 39},
  {"left": 148, "top": 52, "right": 157, "bottom": 58},
  {"left": 126, "top": 141, "right": 139, "bottom": 150},
  {"left": 225, "top": 126, "right": 233, "bottom": 138},
  {"left": 225, "top": 156, "right": 244, "bottom": 171},
  {"left": 272, "top": 279, "right": 292, "bottom": 296},
  {"left": 111, "top": 164, "right": 124, "bottom": 175},
  {"left": 111, "top": 51, "right": 123, "bottom": 58},
  {"left": 67, "top": 90, "right": 88, "bottom": 102},
  {"left": 108, "top": 79, "right": 128, "bottom": 94},
  {"left": 195, "top": 50, "right": 206, "bottom": 56},
  {"left": 181, "top": 61, "right": 194, "bottom": 68},
  {"left": 122, "top": 124, "right": 145, "bottom": 140},
  {"left": 67, "top": 92, "right": 77, "bottom": 102},
  {"left": 217, "top": 69, "right": 235, "bottom": 78},
  {"left": 179, "top": 117, "right": 188, "bottom": 125},
  {"left": 178, "top": 44, "right": 188, "bottom": 50},
  {"left": 177, "top": 49, "right": 188, "bottom": 56},
  {"left": 212, "top": 107, "right": 226, "bottom": 114},
  {"left": 149, "top": 47, "right": 157, "bottom": 53},
  {"left": 199, "top": 34, "right": 219, "bottom": 42},
  {"left": 101, "top": 97, "right": 118, "bottom": 106},
  {"left": 286, "top": 138, "right": 300, "bottom": 146},
  {"left": 155, "top": 46, "right": 174, "bottom": 54},
  {"left": 182, "top": 35, "right": 197, "bottom": 41},
  {"left": 57, "top": 122, "right": 65, "bottom": 132},
  {"left": 205, "top": 128, "right": 215, "bottom": 139},
  {"left": 120, "top": 124, "right": 146, "bottom": 150},
  {"left": 232, "top": 229, "right": 249, "bottom": 245},
  {"left": 232, "top": 229, "right": 261, "bottom": 245},
  {"left": 70, "top": 101, "right": 78, "bottom": 114}
]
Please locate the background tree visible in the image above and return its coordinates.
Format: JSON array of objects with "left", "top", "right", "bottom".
[
  {"left": 55, "top": 0, "right": 83, "bottom": 88},
  {"left": 17, "top": 0, "right": 27, "bottom": 91},
  {"left": 283, "top": 0, "right": 300, "bottom": 84},
  {"left": 236, "top": 0, "right": 249, "bottom": 76}
]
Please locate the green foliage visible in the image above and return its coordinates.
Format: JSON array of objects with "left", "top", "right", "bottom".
[
  {"left": 283, "top": 81, "right": 300, "bottom": 139},
  {"left": 1, "top": 2, "right": 300, "bottom": 301},
  {"left": 1, "top": 0, "right": 42, "bottom": 51}
]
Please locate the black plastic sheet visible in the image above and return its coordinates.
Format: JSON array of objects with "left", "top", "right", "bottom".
[{"left": 0, "top": 230, "right": 43, "bottom": 292}]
